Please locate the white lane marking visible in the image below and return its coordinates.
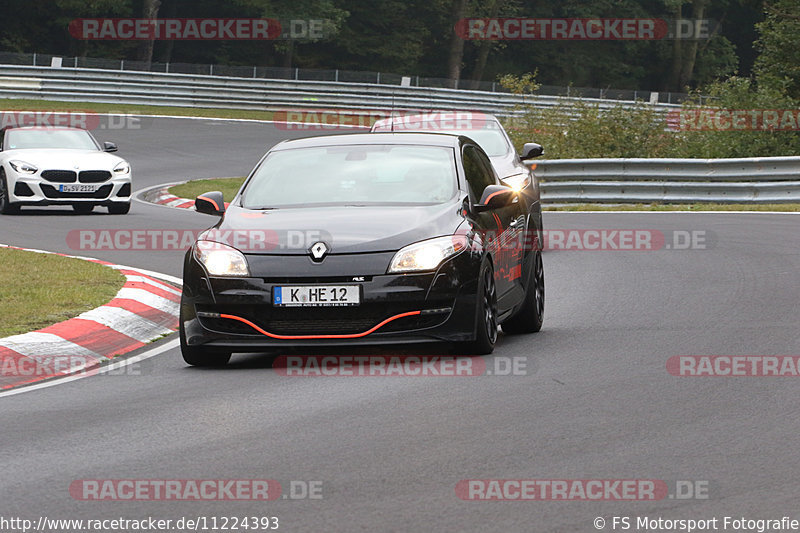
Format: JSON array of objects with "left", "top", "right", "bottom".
[
  {"left": 121, "top": 275, "right": 182, "bottom": 296},
  {"left": 114, "top": 287, "right": 179, "bottom": 315},
  {"left": 0, "top": 339, "right": 180, "bottom": 399},
  {"left": 77, "top": 306, "right": 173, "bottom": 343},
  {"left": 0, "top": 332, "right": 100, "bottom": 358}
]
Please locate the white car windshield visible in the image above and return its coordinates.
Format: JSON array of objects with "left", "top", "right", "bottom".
[
  {"left": 242, "top": 144, "right": 457, "bottom": 209},
  {"left": 5, "top": 129, "right": 99, "bottom": 150}
]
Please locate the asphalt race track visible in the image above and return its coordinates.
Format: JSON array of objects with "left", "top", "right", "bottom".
[{"left": 1, "top": 117, "right": 799, "bottom": 532}]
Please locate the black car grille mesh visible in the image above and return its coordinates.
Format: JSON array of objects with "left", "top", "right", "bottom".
[
  {"left": 41, "top": 170, "right": 77, "bottom": 183},
  {"left": 79, "top": 170, "right": 112, "bottom": 183},
  {"left": 196, "top": 304, "right": 437, "bottom": 336}
]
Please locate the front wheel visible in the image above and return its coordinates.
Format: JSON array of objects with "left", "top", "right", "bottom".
[
  {"left": 501, "top": 250, "right": 544, "bottom": 334},
  {"left": 180, "top": 320, "right": 231, "bottom": 367},
  {"left": 0, "top": 172, "right": 20, "bottom": 214},
  {"left": 459, "top": 260, "right": 498, "bottom": 355}
]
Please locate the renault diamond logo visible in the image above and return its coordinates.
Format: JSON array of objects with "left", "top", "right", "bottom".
[{"left": 309, "top": 242, "right": 328, "bottom": 262}]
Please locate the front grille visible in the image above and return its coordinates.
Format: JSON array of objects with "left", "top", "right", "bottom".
[
  {"left": 40, "top": 184, "right": 112, "bottom": 199},
  {"left": 197, "top": 304, "right": 424, "bottom": 336},
  {"left": 41, "top": 170, "right": 76, "bottom": 183},
  {"left": 79, "top": 170, "right": 112, "bottom": 183}
]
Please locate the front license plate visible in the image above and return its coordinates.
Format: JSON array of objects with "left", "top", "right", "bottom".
[
  {"left": 274, "top": 285, "right": 360, "bottom": 307},
  {"left": 59, "top": 184, "right": 99, "bottom": 193}
]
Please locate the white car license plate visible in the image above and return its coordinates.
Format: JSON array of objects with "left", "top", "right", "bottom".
[
  {"left": 59, "top": 184, "right": 99, "bottom": 193},
  {"left": 274, "top": 285, "right": 360, "bottom": 307}
]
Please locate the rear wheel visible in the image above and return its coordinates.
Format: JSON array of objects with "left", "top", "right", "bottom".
[
  {"left": 72, "top": 203, "right": 94, "bottom": 214},
  {"left": 501, "top": 250, "right": 544, "bottom": 334},
  {"left": 460, "top": 260, "right": 498, "bottom": 355},
  {"left": 108, "top": 202, "right": 130, "bottom": 215},
  {"left": 180, "top": 319, "right": 231, "bottom": 367},
  {"left": 0, "top": 171, "right": 20, "bottom": 214}
]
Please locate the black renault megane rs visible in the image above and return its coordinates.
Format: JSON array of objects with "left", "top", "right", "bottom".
[{"left": 180, "top": 132, "right": 544, "bottom": 366}]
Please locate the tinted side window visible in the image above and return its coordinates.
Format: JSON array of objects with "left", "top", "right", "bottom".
[{"left": 462, "top": 145, "right": 496, "bottom": 202}]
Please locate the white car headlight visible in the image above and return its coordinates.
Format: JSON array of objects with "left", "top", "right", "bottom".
[
  {"left": 8, "top": 160, "right": 37, "bottom": 175},
  {"left": 388, "top": 236, "right": 468, "bottom": 274},
  {"left": 194, "top": 241, "right": 250, "bottom": 277},
  {"left": 113, "top": 161, "right": 130, "bottom": 174}
]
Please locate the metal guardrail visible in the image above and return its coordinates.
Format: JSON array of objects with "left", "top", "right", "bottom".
[
  {"left": 537, "top": 157, "right": 800, "bottom": 203},
  {"left": 0, "top": 65, "right": 679, "bottom": 118}
]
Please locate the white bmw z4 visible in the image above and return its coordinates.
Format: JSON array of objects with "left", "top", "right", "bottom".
[{"left": 0, "top": 126, "right": 132, "bottom": 215}]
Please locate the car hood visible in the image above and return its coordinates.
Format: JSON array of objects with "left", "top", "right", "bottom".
[
  {"left": 2, "top": 149, "right": 125, "bottom": 170},
  {"left": 206, "top": 202, "right": 465, "bottom": 255}
]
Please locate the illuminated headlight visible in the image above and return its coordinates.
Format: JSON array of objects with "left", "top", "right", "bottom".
[
  {"left": 388, "top": 236, "right": 467, "bottom": 274},
  {"left": 113, "top": 161, "right": 130, "bottom": 175},
  {"left": 8, "top": 160, "right": 37, "bottom": 175},
  {"left": 503, "top": 173, "right": 530, "bottom": 192},
  {"left": 194, "top": 241, "right": 250, "bottom": 277}
]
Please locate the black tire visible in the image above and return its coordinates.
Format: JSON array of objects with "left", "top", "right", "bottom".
[
  {"left": 501, "top": 250, "right": 545, "bottom": 334},
  {"left": 72, "top": 203, "right": 94, "bottom": 214},
  {"left": 108, "top": 202, "right": 130, "bottom": 215},
  {"left": 0, "top": 171, "right": 20, "bottom": 215},
  {"left": 460, "top": 260, "right": 498, "bottom": 355},
  {"left": 180, "top": 320, "right": 231, "bottom": 367}
]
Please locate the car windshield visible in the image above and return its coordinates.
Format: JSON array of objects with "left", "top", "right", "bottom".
[
  {"left": 241, "top": 144, "right": 458, "bottom": 208},
  {"left": 5, "top": 128, "right": 99, "bottom": 150}
]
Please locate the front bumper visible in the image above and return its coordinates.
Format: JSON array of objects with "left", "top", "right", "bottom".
[
  {"left": 181, "top": 249, "right": 482, "bottom": 350},
  {"left": 7, "top": 172, "right": 131, "bottom": 206}
]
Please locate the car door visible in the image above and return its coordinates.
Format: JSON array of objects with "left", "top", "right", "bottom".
[{"left": 462, "top": 143, "right": 525, "bottom": 306}]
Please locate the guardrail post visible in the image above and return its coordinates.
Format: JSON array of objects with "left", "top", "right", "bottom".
[
  {"left": 294, "top": 68, "right": 299, "bottom": 80},
  {"left": 33, "top": 53, "right": 37, "bottom": 66},
  {"left": 120, "top": 60, "right": 124, "bottom": 70},
  {"left": 377, "top": 72, "right": 381, "bottom": 84},
  {"left": 210, "top": 64, "right": 214, "bottom": 75},
  {"left": 74, "top": 57, "right": 78, "bottom": 68},
  {"left": 335, "top": 69, "right": 339, "bottom": 82},
  {"left": 166, "top": 62, "right": 170, "bottom": 73},
  {"left": 253, "top": 66, "right": 257, "bottom": 78}
]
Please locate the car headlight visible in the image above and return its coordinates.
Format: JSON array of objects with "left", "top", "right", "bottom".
[
  {"left": 113, "top": 161, "right": 130, "bottom": 175},
  {"left": 502, "top": 173, "right": 530, "bottom": 192},
  {"left": 8, "top": 160, "right": 37, "bottom": 175},
  {"left": 388, "top": 235, "right": 468, "bottom": 274},
  {"left": 194, "top": 241, "right": 250, "bottom": 277}
]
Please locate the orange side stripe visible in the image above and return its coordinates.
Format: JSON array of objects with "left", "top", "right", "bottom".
[{"left": 218, "top": 311, "right": 422, "bottom": 340}]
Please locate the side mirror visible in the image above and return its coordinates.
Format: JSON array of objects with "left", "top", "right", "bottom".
[
  {"left": 195, "top": 191, "right": 226, "bottom": 216},
  {"left": 103, "top": 141, "right": 118, "bottom": 153},
  {"left": 520, "top": 142, "right": 543, "bottom": 159},
  {"left": 473, "top": 184, "right": 516, "bottom": 213}
]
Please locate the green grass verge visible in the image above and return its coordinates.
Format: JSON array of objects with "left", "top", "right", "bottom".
[
  {"left": 168, "top": 177, "right": 246, "bottom": 202},
  {"left": 544, "top": 203, "right": 800, "bottom": 212},
  {"left": 0, "top": 248, "right": 126, "bottom": 337},
  {"left": 0, "top": 98, "right": 278, "bottom": 121}
]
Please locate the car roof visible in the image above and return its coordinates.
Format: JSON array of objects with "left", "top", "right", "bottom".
[
  {"left": 1, "top": 126, "right": 88, "bottom": 133},
  {"left": 271, "top": 132, "right": 467, "bottom": 151}
]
